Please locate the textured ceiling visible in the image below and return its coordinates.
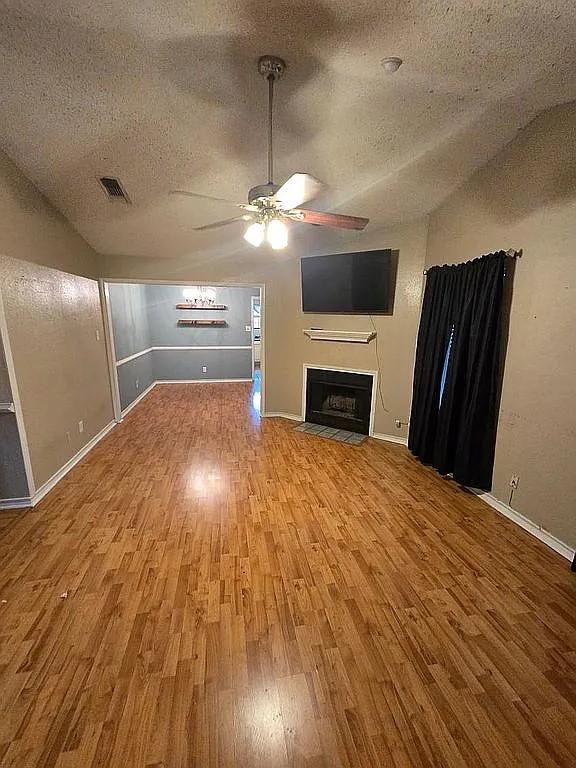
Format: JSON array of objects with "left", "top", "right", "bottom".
[{"left": 1, "top": 0, "right": 576, "bottom": 260}]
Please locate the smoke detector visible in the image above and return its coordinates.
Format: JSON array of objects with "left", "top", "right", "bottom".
[{"left": 381, "top": 57, "right": 403, "bottom": 74}]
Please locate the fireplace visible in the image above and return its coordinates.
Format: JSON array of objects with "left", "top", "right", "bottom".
[{"left": 304, "top": 367, "right": 374, "bottom": 434}]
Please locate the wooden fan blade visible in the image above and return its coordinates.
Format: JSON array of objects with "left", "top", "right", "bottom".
[
  {"left": 193, "top": 215, "right": 251, "bottom": 232},
  {"left": 275, "top": 173, "right": 324, "bottom": 209},
  {"left": 290, "top": 209, "right": 369, "bottom": 230}
]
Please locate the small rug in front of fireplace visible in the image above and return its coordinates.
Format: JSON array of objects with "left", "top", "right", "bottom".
[{"left": 293, "top": 422, "right": 366, "bottom": 445}]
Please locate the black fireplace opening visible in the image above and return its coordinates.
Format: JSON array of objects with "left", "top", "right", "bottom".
[{"left": 305, "top": 368, "right": 373, "bottom": 434}]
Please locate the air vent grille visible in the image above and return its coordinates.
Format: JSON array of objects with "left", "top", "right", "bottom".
[{"left": 99, "top": 176, "right": 130, "bottom": 202}]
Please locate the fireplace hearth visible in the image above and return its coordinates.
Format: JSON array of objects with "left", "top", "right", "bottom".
[{"left": 305, "top": 367, "right": 374, "bottom": 434}]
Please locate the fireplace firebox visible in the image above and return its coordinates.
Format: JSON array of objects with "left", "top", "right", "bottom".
[{"left": 305, "top": 368, "right": 374, "bottom": 434}]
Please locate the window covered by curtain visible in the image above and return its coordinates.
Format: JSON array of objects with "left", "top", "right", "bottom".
[{"left": 408, "top": 252, "right": 509, "bottom": 490}]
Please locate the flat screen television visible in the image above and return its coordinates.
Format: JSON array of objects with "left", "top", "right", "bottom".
[{"left": 301, "top": 249, "right": 394, "bottom": 314}]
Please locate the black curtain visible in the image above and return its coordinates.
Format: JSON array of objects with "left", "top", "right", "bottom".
[{"left": 408, "top": 252, "right": 508, "bottom": 490}]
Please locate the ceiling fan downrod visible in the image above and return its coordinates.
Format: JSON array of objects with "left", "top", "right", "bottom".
[{"left": 257, "top": 55, "right": 286, "bottom": 189}]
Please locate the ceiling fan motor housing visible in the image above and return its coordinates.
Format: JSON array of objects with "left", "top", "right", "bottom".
[
  {"left": 257, "top": 55, "right": 286, "bottom": 81},
  {"left": 248, "top": 182, "right": 280, "bottom": 204}
]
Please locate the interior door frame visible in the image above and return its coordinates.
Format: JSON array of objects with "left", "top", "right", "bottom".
[
  {"left": 99, "top": 279, "right": 266, "bottom": 418},
  {"left": 250, "top": 293, "right": 261, "bottom": 378},
  {"left": 0, "top": 288, "right": 36, "bottom": 498}
]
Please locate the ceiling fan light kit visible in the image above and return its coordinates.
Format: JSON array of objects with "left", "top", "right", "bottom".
[
  {"left": 171, "top": 55, "right": 369, "bottom": 249},
  {"left": 267, "top": 219, "right": 289, "bottom": 250},
  {"left": 244, "top": 221, "right": 265, "bottom": 247}
]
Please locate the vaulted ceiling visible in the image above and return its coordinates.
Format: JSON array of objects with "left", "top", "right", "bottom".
[{"left": 1, "top": 1, "right": 575, "bottom": 259}]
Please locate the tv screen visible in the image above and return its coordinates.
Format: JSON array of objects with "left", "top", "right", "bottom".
[{"left": 301, "top": 249, "right": 393, "bottom": 314}]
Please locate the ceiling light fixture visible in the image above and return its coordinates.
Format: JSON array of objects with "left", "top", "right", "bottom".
[
  {"left": 381, "top": 56, "right": 403, "bottom": 73},
  {"left": 182, "top": 286, "right": 216, "bottom": 305},
  {"left": 266, "top": 219, "right": 288, "bottom": 250},
  {"left": 243, "top": 221, "right": 265, "bottom": 247}
]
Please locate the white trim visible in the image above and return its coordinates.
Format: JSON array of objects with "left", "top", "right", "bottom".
[
  {"left": 103, "top": 278, "right": 262, "bottom": 287},
  {"left": 115, "top": 346, "right": 254, "bottom": 367},
  {"left": 302, "top": 364, "right": 378, "bottom": 437},
  {"left": 120, "top": 381, "right": 157, "bottom": 417},
  {"left": 115, "top": 347, "right": 153, "bottom": 366},
  {"left": 156, "top": 379, "right": 252, "bottom": 384},
  {"left": 155, "top": 346, "right": 252, "bottom": 351},
  {"left": 0, "top": 402, "right": 16, "bottom": 412},
  {"left": 99, "top": 280, "right": 122, "bottom": 421},
  {"left": 30, "top": 421, "right": 116, "bottom": 507},
  {"left": 260, "top": 284, "right": 266, "bottom": 415},
  {"left": 303, "top": 329, "right": 376, "bottom": 344},
  {"left": 371, "top": 432, "right": 408, "bottom": 446},
  {"left": 474, "top": 491, "right": 575, "bottom": 562},
  {"left": 0, "top": 496, "right": 32, "bottom": 510},
  {"left": 262, "top": 412, "right": 302, "bottom": 421},
  {"left": 0, "top": 290, "right": 36, "bottom": 495}
]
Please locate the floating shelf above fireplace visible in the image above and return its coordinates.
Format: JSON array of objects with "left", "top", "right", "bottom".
[{"left": 303, "top": 329, "right": 376, "bottom": 344}]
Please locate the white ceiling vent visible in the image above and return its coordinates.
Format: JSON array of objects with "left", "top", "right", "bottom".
[{"left": 99, "top": 176, "right": 131, "bottom": 203}]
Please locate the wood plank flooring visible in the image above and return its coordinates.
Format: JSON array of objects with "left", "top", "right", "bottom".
[{"left": 1, "top": 382, "right": 575, "bottom": 767}]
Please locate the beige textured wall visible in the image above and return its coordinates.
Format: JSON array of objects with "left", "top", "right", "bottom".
[
  {"left": 0, "top": 151, "right": 112, "bottom": 491},
  {"left": 101, "top": 218, "right": 428, "bottom": 438},
  {"left": 0, "top": 148, "right": 98, "bottom": 277},
  {"left": 0, "top": 256, "right": 114, "bottom": 489},
  {"left": 426, "top": 101, "right": 576, "bottom": 548}
]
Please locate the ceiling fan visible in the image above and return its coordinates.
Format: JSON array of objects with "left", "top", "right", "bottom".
[{"left": 170, "top": 55, "right": 369, "bottom": 250}]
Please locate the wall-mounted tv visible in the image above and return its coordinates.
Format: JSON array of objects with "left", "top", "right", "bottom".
[{"left": 301, "top": 249, "right": 394, "bottom": 314}]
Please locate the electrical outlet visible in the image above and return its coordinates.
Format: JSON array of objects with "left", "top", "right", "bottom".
[
  {"left": 202, "top": 366, "right": 207, "bottom": 373},
  {"left": 509, "top": 475, "right": 519, "bottom": 489},
  {"left": 245, "top": 325, "right": 251, "bottom": 332},
  {"left": 78, "top": 420, "right": 84, "bottom": 434},
  {"left": 95, "top": 329, "right": 101, "bottom": 341},
  {"left": 395, "top": 419, "right": 402, "bottom": 429},
  {"left": 135, "top": 378, "right": 139, "bottom": 390}
]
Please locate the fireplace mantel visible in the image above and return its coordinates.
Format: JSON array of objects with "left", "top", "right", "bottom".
[{"left": 303, "top": 329, "right": 376, "bottom": 344}]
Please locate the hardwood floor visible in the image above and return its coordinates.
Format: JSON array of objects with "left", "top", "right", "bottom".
[{"left": 1, "top": 382, "right": 575, "bottom": 767}]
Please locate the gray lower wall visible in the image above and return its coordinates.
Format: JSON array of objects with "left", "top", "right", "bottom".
[
  {"left": 153, "top": 348, "right": 252, "bottom": 381},
  {"left": 0, "top": 414, "right": 29, "bottom": 499},
  {"left": 117, "top": 348, "right": 252, "bottom": 411},
  {"left": 0, "top": 334, "right": 29, "bottom": 500},
  {"left": 117, "top": 352, "right": 155, "bottom": 412}
]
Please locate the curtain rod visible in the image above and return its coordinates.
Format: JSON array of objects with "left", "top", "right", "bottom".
[{"left": 422, "top": 248, "right": 521, "bottom": 275}]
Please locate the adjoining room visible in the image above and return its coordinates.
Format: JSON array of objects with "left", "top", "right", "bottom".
[
  {"left": 105, "top": 282, "right": 262, "bottom": 415},
  {"left": 0, "top": 3, "right": 575, "bottom": 767}
]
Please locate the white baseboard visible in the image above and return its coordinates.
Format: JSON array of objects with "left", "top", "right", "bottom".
[
  {"left": 31, "top": 421, "right": 117, "bottom": 507},
  {"left": 371, "top": 431, "right": 409, "bottom": 446},
  {"left": 475, "top": 491, "right": 575, "bottom": 562},
  {"left": 155, "top": 379, "right": 252, "bottom": 384},
  {"left": 262, "top": 412, "right": 302, "bottom": 421},
  {"left": 120, "top": 381, "right": 157, "bottom": 417},
  {"left": 0, "top": 496, "right": 33, "bottom": 510}
]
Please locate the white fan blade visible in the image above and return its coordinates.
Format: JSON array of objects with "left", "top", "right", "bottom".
[{"left": 275, "top": 173, "right": 324, "bottom": 210}]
